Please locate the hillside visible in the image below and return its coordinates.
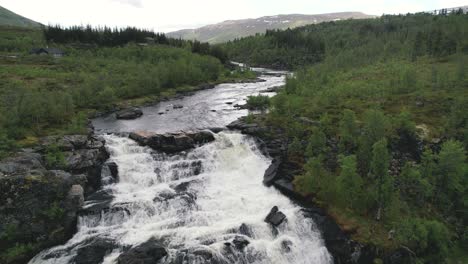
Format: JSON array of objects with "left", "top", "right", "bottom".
[
  {"left": 224, "top": 11, "right": 468, "bottom": 263},
  {"left": 167, "top": 12, "right": 375, "bottom": 43},
  {"left": 0, "top": 5, "right": 42, "bottom": 28}
]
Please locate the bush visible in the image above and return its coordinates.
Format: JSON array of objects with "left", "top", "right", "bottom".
[
  {"left": 44, "top": 144, "right": 65, "bottom": 168},
  {"left": 246, "top": 95, "right": 270, "bottom": 110},
  {"left": 398, "top": 218, "right": 450, "bottom": 262}
]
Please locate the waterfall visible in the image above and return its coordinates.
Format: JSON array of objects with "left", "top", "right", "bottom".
[{"left": 30, "top": 132, "right": 331, "bottom": 264}]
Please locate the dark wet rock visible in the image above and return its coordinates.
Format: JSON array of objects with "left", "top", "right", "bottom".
[
  {"left": 239, "top": 223, "right": 253, "bottom": 238},
  {"left": 231, "top": 78, "right": 267, "bottom": 83},
  {"left": 101, "top": 162, "right": 118, "bottom": 185},
  {"left": 0, "top": 168, "right": 82, "bottom": 254},
  {"left": 208, "top": 127, "right": 225, "bottom": 133},
  {"left": 129, "top": 130, "right": 215, "bottom": 154},
  {"left": 117, "top": 238, "right": 167, "bottom": 264},
  {"left": 0, "top": 151, "right": 44, "bottom": 175},
  {"left": 158, "top": 112, "right": 165, "bottom": 115},
  {"left": 173, "top": 104, "right": 184, "bottom": 109},
  {"left": 116, "top": 107, "right": 143, "bottom": 120},
  {"left": 233, "top": 236, "right": 250, "bottom": 250},
  {"left": 197, "top": 83, "right": 215, "bottom": 90},
  {"left": 273, "top": 179, "right": 304, "bottom": 200},
  {"left": 261, "top": 85, "right": 284, "bottom": 93},
  {"left": 226, "top": 102, "right": 234, "bottom": 105},
  {"left": 281, "top": 239, "right": 293, "bottom": 253},
  {"left": 74, "top": 237, "right": 117, "bottom": 264},
  {"left": 263, "top": 158, "right": 282, "bottom": 186},
  {"left": 301, "top": 207, "right": 359, "bottom": 264},
  {"left": 265, "top": 206, "right": 287, "bottom": 227},
  {"left": 78, "top": 190, "right": 114, "bottom": 216},
  {"left": 233, "top": 104, "right": 248, "bottom": 110}
]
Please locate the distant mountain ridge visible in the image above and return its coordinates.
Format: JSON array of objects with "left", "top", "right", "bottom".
[
  {"left": 167, "top": 12, "right": 375, "bottom": 43},
  {"left": 0, "top": 5, "right": 42, "bottom": 28}
]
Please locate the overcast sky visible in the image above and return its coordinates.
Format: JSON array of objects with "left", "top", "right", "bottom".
[{"left": 1, "top": 0, "right": 466, "bottom": 32}]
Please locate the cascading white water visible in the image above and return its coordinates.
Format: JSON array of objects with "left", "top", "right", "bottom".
[{"left": 30, "top": 132, "right": 332, "bottom": 264}]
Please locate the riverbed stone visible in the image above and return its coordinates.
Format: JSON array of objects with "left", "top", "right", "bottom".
[
  {"left": 116, "top": 107, "right": 143, "bottom": 120},
  {"left": 265, "top": 206, "right": 287, "bottom": 226},
  {"left": 129, "top": 130, "right": 215, "bottom": 154},
  {"left": 117, "top": 238, "right": 167, "bottom": 264}
]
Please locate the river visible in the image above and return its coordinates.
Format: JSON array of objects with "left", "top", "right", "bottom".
[{"left": 30, "top": 68, "right": 332, "bottom": 264}]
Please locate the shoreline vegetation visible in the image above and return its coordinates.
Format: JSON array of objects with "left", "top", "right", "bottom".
[
  {"left": 0, "top": 25, "right": 257, "bottom": 158},
  {"left": 224, "top": 10, "right": 467, "bottom": 263}
]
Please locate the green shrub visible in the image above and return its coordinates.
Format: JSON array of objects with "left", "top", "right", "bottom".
[
  {"left": 246, "top": 95, "right": 270, "bottom": 110},
  {"left": 44, "top": 144, "right": 65, "bottom": 168}
]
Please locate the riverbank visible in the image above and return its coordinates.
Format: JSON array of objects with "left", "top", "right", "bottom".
[
  {"left": 0, "top": 68, "right": 280, "bottom": 264},
  {"left": 226, "top": 114, "right": 417, "bottom": 264}
]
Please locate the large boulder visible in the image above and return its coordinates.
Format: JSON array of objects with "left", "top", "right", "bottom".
[
  {"left": 129, "top": 130, "right": 215, "bottom": 154},
  {"left": 73, "top": 237, "right": 117, "bottom": 264},
  {"left": 264, "top": 206, "right": 287, "bottom": 227},
  {"left": 263, "top": 158, "right": 281, "bottom": 186},
  {"left": 116, "top": 107, "right": 143, "bottom": 120},
  {"left": 117, "top": 238, "right": 167, "bottom": 264}
]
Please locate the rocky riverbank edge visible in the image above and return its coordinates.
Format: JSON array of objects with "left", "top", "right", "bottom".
[
  {"left": 0, "top": 123, "right": 114, "bottom": 263},
  {"left": 226, "top": 116, "right": 414, "bottom": 264}
]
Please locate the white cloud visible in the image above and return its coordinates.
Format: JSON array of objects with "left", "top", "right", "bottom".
[{"left": 0, "top": 0, "right": 464, "bottom": 32}]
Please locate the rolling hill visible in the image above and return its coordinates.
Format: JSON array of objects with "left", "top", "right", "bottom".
[
  {"left": 0, "top": 5, "right": 42, "bottom": 28},
  {"left": 167, "top": 12, "right": 375, "bottom": 43}
]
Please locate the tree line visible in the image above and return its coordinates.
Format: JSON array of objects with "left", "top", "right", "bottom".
[
  {"left": 43, "top": 25, "right": 228, "bottom": 63},
  {"left": 224, "top": 11, "right": 467, "bottom": 69}
]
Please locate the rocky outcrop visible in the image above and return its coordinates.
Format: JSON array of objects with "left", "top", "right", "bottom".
[
  {"left": 117, "top": 238, "right": 167, "bottom": 264},
  {"left": 129, "top": 130, "right": 215, "bottom": 154},
  {"left": 115, "top": 107, "right": 143, "bottom": 120},
  {"left": 264, "top": 206, "right": 287, "bottom": 227},
  {"left": 0, "top": 134, "right": 110, "bottom": 263}
]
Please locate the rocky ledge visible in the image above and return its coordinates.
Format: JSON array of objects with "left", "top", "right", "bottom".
[
  {"left": 116, "top": 107, "right": 143, "bottom": 120},
  {"left": 129, "top": 130, "right": 215, "bottom": 154},
  {"left": 0, "top": 134, "right": 111, "bottom": 263},
  {"left": 227, "top": 116, "right": 414, "bottom": 264}
]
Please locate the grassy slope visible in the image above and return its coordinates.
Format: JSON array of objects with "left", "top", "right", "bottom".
[{"left": 0, "top": 6, "right": 41, "bottom": 28}]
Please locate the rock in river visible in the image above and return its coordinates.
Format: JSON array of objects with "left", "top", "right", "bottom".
[
  {"left": 115, "top": 107, "right": 143, "bottom": 120},
  {"left": 117, "top": 238, "right": 167, "bottom": 264},
  {"left": 265, "top": 206, "right": 287, "bottom": 227},
  {"left": 129, "top": 130, "right": 215, "bottom": 154}
]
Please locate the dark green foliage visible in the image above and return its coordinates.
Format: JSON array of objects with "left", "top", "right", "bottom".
[
  {"left": 399, "top": 163, "right": 432, "bottom": 206},
  {"left": 305, "top": 128, "right": 327, "bottom": 158},
  {"left": 294, "top": 157, "right": 327, "bottom": 194},
  {"left": 370, "top": 138, "right": 394, "bottom": 212},
  {"left": 0, "top": 129, "right": 16, "bottom": 158},
  {"left": 435, "top": 140, "right": 466, "bottom": 214},
  {"left": 42, "top": 202, "right": 65, "bottom": 221},
  {"left": 357, "top": 110, "right": 388, "bottom": 175},
  {"left": 44, "top": 144, "right": 65, "bottom": 168},
  {"left": 336, "top": 155, "right": 363, "bottom": 210},
  {"left": 43, "top": 25, "right": 228, "bottom": 63},
  {"left": 225, "top": 12, "right": 467, "bottom": 69},
  {"left": 0, "top": 243, "right": 37, "bottom": 264},
  {"left": 288, "top": 137, "right": 303, "bottom": 156},
  {"left": 339, "top": 110, "right": 359, "bottom": 153},
  {"left": 398, "top": 218, "right": 450, "bottom": 263},
  {"left": 245, "top": 95, "right": 270, "bottom": 110}
]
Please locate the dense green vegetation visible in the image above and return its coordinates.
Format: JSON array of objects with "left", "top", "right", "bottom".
[
  {"left": 0, "top": 25, "right": 246, "bottom": 158},
  {"left": 227, "top": 11, "right": 467, "bottom": 263},
  {"left": 225, "top": 9, "right": 467, "bottom": 70},
  {"left": 44, "top": 25, "right": 228, "bottom": 63}
]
